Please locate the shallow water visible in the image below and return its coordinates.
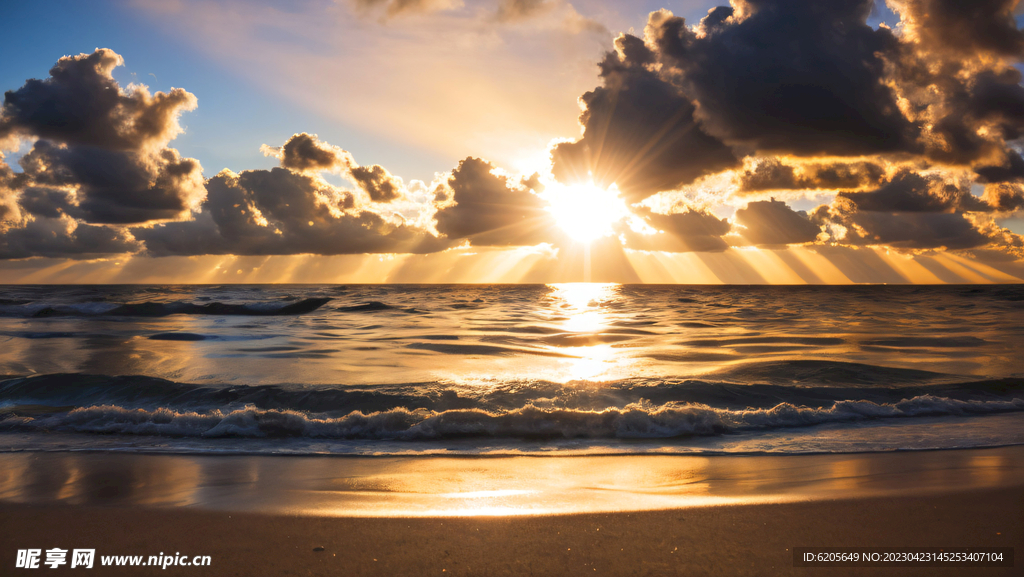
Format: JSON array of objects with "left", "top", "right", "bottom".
[
  {"left": 2, "top": 447, "right": 1022, "bottom": 516},
  {"left": 0, "top": 284, "right": 1022, "bottom": 455}
]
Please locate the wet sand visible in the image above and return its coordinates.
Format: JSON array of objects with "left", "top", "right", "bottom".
[{"left": 1, "top": 448, "right": 1022, "bottom": 575}]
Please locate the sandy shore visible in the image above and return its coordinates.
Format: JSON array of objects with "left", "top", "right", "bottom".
[
  {"left": 2, "top": 489, "right": 1020, "bottom": 576},
  {"left": 1, "top": 448, "right": 1022, "bottom": 576}
]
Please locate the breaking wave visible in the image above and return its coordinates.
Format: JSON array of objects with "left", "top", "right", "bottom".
[{"left": 3, "top": 395, "right": 1023, "bottom": 441}]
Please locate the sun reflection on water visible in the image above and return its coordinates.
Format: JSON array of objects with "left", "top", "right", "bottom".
[
  {"left": 547, "top": 283, "right": 617, "bottom": 333},
  {"left": 546, "top": 283, "right": 629, "bottom": 382}
]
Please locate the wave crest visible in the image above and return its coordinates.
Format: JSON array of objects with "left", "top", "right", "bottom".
[{"left": 6, "top": 395, "right": 1023, "bottom": 440}]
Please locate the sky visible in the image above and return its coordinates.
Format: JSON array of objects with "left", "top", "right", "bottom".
[{"left": 2, "top": 0, "right": 1024, "bottom": 283}]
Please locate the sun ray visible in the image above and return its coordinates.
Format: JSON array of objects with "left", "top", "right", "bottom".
[{"left": 543, "top": 181, "right": 630, "bottom": 243}]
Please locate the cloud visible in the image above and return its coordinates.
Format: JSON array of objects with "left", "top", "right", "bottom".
[
  {"left": 350, "top": 0, "right": 461, "bottom": 19},
  {"left": 620, "top": 207, "right": 730, "bottom": 252},
  {"left": 811, "top": 196, "right": 994, "bottom": 251},
  {"left": 0, "top": 215, "right": 140, "bottom": 259},
  {"left": 2, "top": 6, "right": 1024, "bottom": 271},
  {"left": 888, "top": 0, "right": 1024, "bottom": 58},
  {"left": 433, "top": 157, "right": 558, "bottom": 246},
  {"left": 263, "top": 132, "right": 403, "bottom": 203},
  {"left": 803, "top": 166, "right": 1024, "bottom": 252},
  {"left": 494, "top": 0, "right": 552, "bottom": 22},
  {"left": 550, "top": 33, "right": 738, "bottom": 202},
  {"left": 137, "top": 166, "right": 445, "bottom": 256},
  {"left": 18, "top": 141, "right": 205, "bottom": 224},
  {"left": 261, "top": 132, "right": 351, "bottom": 173},
  {"left": 838, "top": 169, "right": 989, "bottom": 213},
  {"left": 739, "top": 158, "right": 886, "bottom": 192},
  {"left": 0, "top": 48, "right": 196, "bottom": 150},
  {"left": 983, "top": 182, "right": 1024, "bottom": 212},
  {"left": 557, "top": 0, "right": 1024, "bottom": 182},
  {"left": 349, "top": 164, "right": 404, "bottom": 203},
  {"left": 974, "top": 150, "right": 1024, "bottom": 183},
  {"left": 639, "top": 2, "right": 918, "bottom": 157},
  {"left": 0, "top": 48, "right": 205, "bottom": 227},
  {"left": 0, "top": 157, "right": 27, "bottom": 227},
  {"left": 733, "top": 199, "right": 821, "bottom": 246}
]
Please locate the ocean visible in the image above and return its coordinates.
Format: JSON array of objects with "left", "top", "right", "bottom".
[{"left": 0, "top": 284, "right": 1022, "bottom": 456}]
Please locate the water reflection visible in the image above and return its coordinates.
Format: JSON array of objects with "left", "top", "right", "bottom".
[
  {"left": 2, "top": 447, "right": 1021, "bottom": 517},
  {"left": 1, "top": 284, "right": 1021, "bottom": 386},
  {"left": 545, "top": 283, "right": 624, "bottom": 382}
]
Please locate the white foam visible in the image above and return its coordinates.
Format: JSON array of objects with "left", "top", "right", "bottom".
[{"left": 13, "top": 395, "right": 1024, "bottom": 440}]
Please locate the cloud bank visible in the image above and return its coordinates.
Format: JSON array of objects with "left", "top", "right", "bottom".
[{"left": 1, "top": 0, "right": 1024, "bottom": 280}]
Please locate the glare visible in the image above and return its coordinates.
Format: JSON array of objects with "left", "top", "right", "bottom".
[
  {"left": 547, "top": 283, "right": 624, "bottom": 381},
  {"left": 548, "top": 283, "right": 616, "bottom": 333},
  {"left": 544, "top": 182, "right": 630, "bottom": 243}
]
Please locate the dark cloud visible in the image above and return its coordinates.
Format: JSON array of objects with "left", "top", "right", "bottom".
[
  {"left": 974, "top": 150, "right": 1024, "bottom": 183},
  {"left": 434, "top": 157, "right": 557, "bottom": 246},
  {"left": 739, "top": 159, "right": 800, "bottom": 191},
  {"left": 983, "top": 183, "right": 1024, "bottom": 212},
  {"left": 734, "top": 199, "right": 821, "bottom": 246},
  {"left": 620, "top": 207, "right": 730, "bottom": 252},
  {"left": 18, "top": 141, "right": 204, "bottom": 224},
  {"left": 17, "top": 187, "right": 74, "bottom": 219},
  {"left": 0, "top": 48, "right": 196, "bottom": 150},
  {"left": 811, "top": 197, "right": 992, "bottom": 250},
  {"left": 739, "top": 158, "right": 885, "bottom": 192},
  {"left": 880, "top": 5, "right": 1024, "bottom": 166},
  {"left": 137, "top": 167, "right": 445, "bottom": 256},
  {"left": 0, "top": 216, "right": 140, "bottom": 259},
  {"left": 550, "top": 34, "right": 737, "bottom": 202},
  {"left": 696, "top": 6, "right": 734, "bottom": 36},
  {"left": 839, "top": 169, "right": 989, "bottom": 213},
  {"left": 648, "top": 1, "right": 918, "bottom": 157},
  {"left": 889, "top": 0, "right": 1024, "bottom": 58},
  {"left": 810, "top": 161, "right": 887, "bottom": 190},
  {"left": 964, "top": 69, "right": 1024, "bottom": 140},
  {"left": 559, "top": 0, "right": 1024, "bottom": 193},
  {"left": 0, "top": 48, "right": 205, "bottom": 229},
  {"left": 350, "top": 164, "right": 403, "bottom": 203},
  {"left": 262, "top": 132, "right": 350, "bottom": 173},
  {"left": 263, "top": 133, "right": 401, "bottom": 202}
]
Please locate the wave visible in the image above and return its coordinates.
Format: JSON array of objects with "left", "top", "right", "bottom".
[
  {"left": 0, "top": 297, "right": 331, "bottom": 317},
  {"left": 3, "top": 373, "right": 1022, "bottom": 415},
  {"left": 3, "top": 395, "right": 1023, "bottom": 441}
]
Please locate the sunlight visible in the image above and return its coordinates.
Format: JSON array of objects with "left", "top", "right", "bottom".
[
  {"left": 548, "top": 282, "right": 617, "bottom": 333},
  {"left": 545, "top": 283, "right": 628, "bottom": 381},
  {"left": 543, "top": 181, "right": 630, "bottom": 243}
]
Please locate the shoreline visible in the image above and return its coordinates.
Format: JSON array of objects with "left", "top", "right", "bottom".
[
  {"left": 2, "top": 446, "right": 1023, "bottom": 517},
  {"left": 1, "top": 447, "right": 1021, "bottom": 575}
]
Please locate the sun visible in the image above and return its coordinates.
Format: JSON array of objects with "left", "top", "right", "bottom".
[{"left": 543, "top": 181, "right": 630, "bottom": 243}]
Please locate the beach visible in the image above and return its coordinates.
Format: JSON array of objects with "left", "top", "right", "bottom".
[{"left": 2, "top": 447, "right": 1022, "bottom": 576}]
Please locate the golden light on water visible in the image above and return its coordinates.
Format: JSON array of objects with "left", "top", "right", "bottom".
[
  {"left": 549, "top": 282, "right": 615, "bottom": 333},
  {"left": 5, "top": 449, "right": 1022, "bottom": 517},
  {"left": 547, "top": 283, "right": 626, "bottom": 381}
]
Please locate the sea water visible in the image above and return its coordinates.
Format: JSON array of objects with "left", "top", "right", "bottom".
[{"left": 0, "top": 284, "right": 1021, "bottom": 456}]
